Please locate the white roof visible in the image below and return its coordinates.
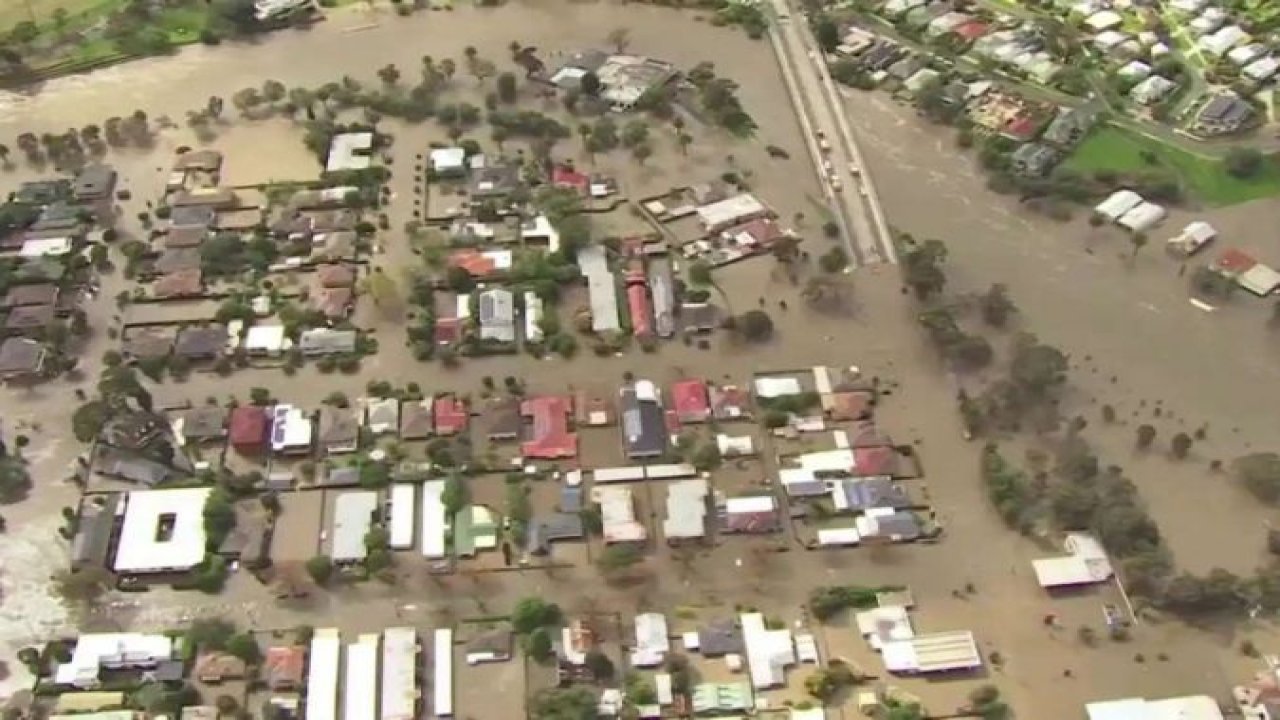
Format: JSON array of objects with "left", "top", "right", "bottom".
[
  {"left": 753, "top": 376, "right": 802, "bottom": 398},
  {"left": 20, "top": 236, "right": 72, "bottom": 258},
  {"left": 114, "top": 487, "right": 212, "bottom": 573},
  {"left": 817, "top": 527, "right": 862, "bottom": 546},
  {"left": 798, "top": 449, "right": 856, "bottom": 472},
  {"left": 389, "top": 484, "right": 416, "bottom": 550},
  {"left": 1237, "top": 263, "right": 1280, "bottom": 296},
  {"left": 332, "top": 491, "right": 378, "bottom": 562},
  {"left": 524, "top": 292, "right": 545, "bottom": 343},
  {"left": 1118, "top": 201, "right": 1166, "bottom": 232},
  {"left": 1169, "top": 0, "right": 1205, "bottom": 11},
  {"left": 270, "top": 404, "right": 313, "bottom": 452},
  {"left": 1244, "top": 56, "right": 1279, "bottom": 80},
  {"left": 421, "top": 479, "right": 447, "bottom": 559},
  {"left": 55, "top": 634, "right": 173, "bottom": 686},
  {"left": 631, "top": 613, "right": 670, "bottom": 667},
  {"left": 855, "top": 605, "right": 914, "bottom": 648},
  {"left": 882, "top": 631, "right": 981, "bottom": 674},
  {"left": 1199, "top": 25, "right": 1247, "bottom": 55},
  {"left": 327, "top": 132, "right": 374, "bottom": 172},
  {"left": 381, "top": 628, "right": 418, "bottom": 720},
  {"left": 306, "top": 629, "right": 341, "bottom": 720},
  {"left": 430, "top": 147, "right": 466, "bottom": 172},
  {"left": 1095, "top": 189, "right": 1144, "bottom": 220},
  {"left": 522, "top": 214, "right": 561, "bottom": 252},
  {"left": 1130, "top": 75, "right": 1176, "bottom": 103},
  {"left": 695, "top": 193, "right": 767, "bottom": 231},
  {"left": 1228, "top": 42, "right": 1265, "bottom": 65},
  {"left": 245, "top": 324, "right": 287, "bottom": 352},
  {"left": 725, "top": 495, "right": 776, "bottom": 514},
  {"left": 663, "top": 478, "right": 708, "bottom": 540},
  {"left": 1085, "top": 695, "right": 1223, "bottom": 720},
  {"left": 593, "top": 466, "right": 648, "bottom": 483},
  {"left": 1085, "top": 10, "right": 1122, "bottom": 30},
  {"left": 1172, "top": 221, "right": 1216, "bottom": 247},
  {"left": 366, "top": 397, "right": 401, "bottom": 435},
  {"left": 586, "top": 273, "right": 621, "bottom": 333},
  {"left": 433, "top": 629, "right": 453, "bottom": 718},
  {"left": 597, "top": 485, "right": 646, "bottom": 543},
  {"left": 794, "top": 633, "right": 819, "bottom": 664},
  {"left": 644, "top": 464, "right": 696, "bottom": 479},
  {"left": 344, "top": 634, "right": 379, "bottom": 720},
  {"left": 716, "top": 434, "right": 755, "bottom": 456},
  {"left": 741, "top": 612, "right": 795, "bottom": 689},
  {"left": 1094, "top": 30, "right": 1128, "bottom": 49},
  {"left": 1118, "top": 60, "right": 1151, "bottom": 79}
]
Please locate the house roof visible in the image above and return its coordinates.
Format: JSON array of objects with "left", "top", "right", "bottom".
[
  {"left": 174, "top": 325, "right": 227, "bottom": 358},
  {"left": 829, "top": 390, "right": 874, "bottom": 421},
  {"left": 4, "top": 303, "right": 55, "bottom": 331},
  {"left": 521, "top": 395, "right": 577, "bottom": 459},
  {"left": 154, "top": 269, "right": 203, "bottom": 299},
  {"left": 449, "top": 249, "right": 510, "bottom": 277},
  {"left": 73, "top": 165, "right": 117, "bottom": 199},
  {"left": 176, "top": 406, "right": 228, "bottom": 440},
  {"left": 1215, "top": 247, "right": 1257, "bottom": 275},
  {"left": 312, "top": 287, "right": 353, "bottom": 319},
  {"left": 155, "top": 247, "right": 202, "bottom": 274},
  {"left": 316, "top": 263, "right": 356, "bottom": 288},
  {"left": 399, "top": 399, "right": 433, "bottom": 440},
  {"left": 433, "top": 395, "right": 468, "bottom": 435},
  {"left": 621, "top": 381, "right": 666, "bottom": 457},
  {"left": 836, "top": 477, "right": 911, "bottom": 511},
  {"left": 299, "top": 328, "right": 357, "bottom": 355},
  {"left": 711, "top": 384, "right": 750, "bottom": 420},
  {"left": 671, "top": 379, "right": 710, "bottom": 423},
  {"left": 228, "top": 406, "right": 268, "bottom": 447},
  {"left": 170, "top": 205, "right": 216, "bottom": 229},
  {"left": 194, "top": 652, "right": 247, "bottom": 683},
  {"left": 854, "top": 445, "right": 901, "bottom": 476},
  {"left": 264, "top": 646, "right": 306, "bottom": 689},
  {"left": 681, "top": 302, "right": 720, "bottom": 331},
  {"left": 319, "top": 406, "right": 360, "bottom": 450},
  {"left": 724, "top": 495, "right": 779, "bottom": 533},
  {"left": 173, "top": 149, "right": 223, "bottom": 172},
  {"left": 483, "top": 397, "right": 523, "bottom": 439},
  {"left": 526, "top": 512, "right": 585, "bottom": 554},
  {"left": 697, "top": 619, "right": 744, "bottom": 656},
  {"left": 3, "top": 283, "right": 58, "bottom": 308},
  {"left": 165, "top": 226, "right": 209, "bottom": 249}
]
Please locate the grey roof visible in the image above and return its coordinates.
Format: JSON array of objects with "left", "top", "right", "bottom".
[
  {"left": 648, "top": 258, "right": 676, "bottom": 338},
  {"left": 321, "top": 465, "right": 360, "bottom": 488},
  {"left": 399, "top": 399, "right": 433, "bottom": 440},
  {"left": 578, "top": 246, "right": 621, "bottom": 333},
  {"left": 170, "top": 205, "right": 217, "bottom": 229},
  {"left": 663, "top": 478, "right": 708, "bottom": 540},
  {"left": 99, "top": 449, "right": 178, "bottom": 486},
  {"left": 174, "top": 325, "right": 227, "bottom": 358},
  {"left": 299, "top": 328, "right": 357, "bottom": 356},
  {"left": 0, "top": 337, "right": 44, "bottom": 375},
  {"left": 178, "top": 406, "right": 228, "bottom": 440},
  {"left": 560, "top": 485, "right": 583, "bottom": 512},
  {"left": 562, "top": 49, "right": 609, "bottom": 73},
  {"left": 3, "top": 283, "right": 58, "bottom": 308},
  {"left": 865, "top": 510, "right": 921, "bottom": 540},
  {"left": 71, "top": 494, "right": 121, "bottom": 569},
  {"left": 466, "top": 628, "right": 513, "bottom": 657},
  {"left": 319, "top": 406, "right": 360, "bottom": 450},
  {"left": 14, "top": 179, "right": 70, "bottom": 205},
  {"left": 836, "top": 476, "right": 910, "bottom": 511},
  {"left": 785, "top": 479, "right": 830, "bottom": 498},
  {"left": 680, "top": 303, "right": 720, "bottom": 332},
  {"left": 4, "top": 304, "right": 55, "bottom": 331},
  {"left": 484, "top": 397, "right": 522, "bottom": 440},
  {"left": 526, "top": 512, "right": 585, "bottom": 555},
  {"left": 469, "top": 164, "right": 520, "bottom": 199},
  {"left": 697, "top": 619, "right": 744, "bottom": 656},
  {"left": 73, "top": 165, "right": 117, "bottom": 199},
  {"left": 478, "top": 288, "right": 516, "bottom": 342},
  {"left": 1041, "top": 107, "right": 1093, "bottom": 146},
  {"left": 125, "top": 328, "right": 177, "bottom": 359},
  {"left": 1012, "top": 142, "right": 1058, "bottom": 177},
  {"left": 620, "top": 385, "right": 666, "bottom": 458},
  {"left": 332, "top": 491, "right": 378, "bottom": 562},
  {"left": 32, "top": 201, "right": 81, "bottom": 230},
  {"left": 155, "top": 247, "right": 202, "bottom": 274},
  {"left": 1199, "top": 93, "right": 1253, "bottom": 126}
]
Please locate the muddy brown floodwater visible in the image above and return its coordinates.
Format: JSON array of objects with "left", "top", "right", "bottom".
[{"left": 0, "top": 2, "right": 1277, "bottom": 715}]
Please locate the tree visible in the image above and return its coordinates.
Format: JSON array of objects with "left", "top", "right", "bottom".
[
  {"left": 72, "top": 400, "right": 111, "bottom": 443},
  {"left": 632, "top": 142, "right": 653, "bottom": 166},
  {"left": 441, "top": 473, "right": 468, "bottom": 516},
  {"left": 818, "top": 246, "right": 848, "bottom": 273},
  {"left": 584, "top": 649, "right": 614, "bottom": 679},
  {"left": 523, "top": 627, "right": 553, "bottom": 660},
  {"left": 189, "top": 618, "right": 237, "bottom": 650},
  {"left": 1130, "top": 232, "right": 1148, "bottom": 259},
  {"left": 512, "top": 596, "right": 562, "bottom": 633},
  {"left": 596, "top": 544, "right": 642, "bottom": 572},
  {"left": 581, "top": 71, "right": 601, "bottom": 97},
  {"left": 1136, "top": 424, "right": 1157, "bottom": 450},
  {"left": 688, "top": 259, "right": 713, "bottom": 287},
  {"left": 215, "top": 695, "right": 239, "bottom": 715},
  {"left": 377, "top": 64, "right": 401, "bottom": 86},
  {"left": 440, "top": 58, "right": 457, "bottom": 83},
  {"left": 529, "top": 687, "right": 597, "bottom": 720},
  {"left": 606, "top": 27, "right": 631, "bottom": 53},
  {"left": 813, "top": 13, "right": 840, "bottom": 53},
  {"left": 1225, "top": 147, "right": 1263, "bottom": 179},
  {"left": 305, "top": 555, "right": 334, "bottom": 585},
  {"left": 53, "top": 567, "right": 113, "bottom": 607},
  {"left": 202, "top": 489, "right": 237, "bottom": 549},
  {"left": 979, "top": 283, "right": 1016, "bottom": 327},
  {"left": 226, "top": 633, "right": 261, "bottom": 663},
  {"left": 496, "top": 72, "right": 518, "bottom": 103},
  {"left": 736, "top": 310, "right": 774, "bottom": 342},
  {"left": 1170, "top": 432, "right": 1193, "bottom": 460},
  {"left": 1235, "top": 453, "right": 1280, "bottom": 503},
  {"left": 901, "top": 238, "right": 947, "bottom": 299}
]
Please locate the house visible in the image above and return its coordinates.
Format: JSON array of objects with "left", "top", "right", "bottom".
[
  {"left": 711, "top": 384, "right": 750, "bottom": 421},
  {"left": 429, "top": 147, "right": 467, "bottom": 178},
  {"left": 1244, "top": 56, "right": 1279, "bottom": 81},
  {"left": 1094, "top": 189, "right": 1144, "bottom": 221},
  {"left": 55, "top": 633, "right": 174, "bottom": 688},
  {"left": 244, "top": 324, "right": 288, "bottom": 357},
  {"left": 695, "top": 193, "right": 770, "bottom": 233},
  {"left": 520, "top": 215, "right": 560, "bottom": 253},
  {"left": 631, "top": 613, "right": 670, "bottom": 667},
  {"left": 449, "top": 248, "right": 513, "bottom": 278},
  {"left": 399, "top": 399, "right": 434, "bottom": 440},
  {"left": 1011, "top": 143, "right": 1058, "bottom": 177},
  {"left": 626, "top": 271, "right": 652, "bottom": 338},
  {"left": 332, "top": 491, "right": 378, "bottom": 563},
  {"left": 741, "top": 612, "right": 794, "bottom": 689},
  {"left": 96, "top": 448, "right": 178, "bottom": 487},
  {"left": 194, "top": 653, "right": 247, "bottom": 684},
  {"left": 833, "top": 477, "right": 911, "bottom": 513},
  {"left": 526, "top": 512, "right": 585, "bottom": 555},
  {"left": 521, "top": 395, "right": 577, "bottom": 459},
  {"left": 326, "top": 132, "right": 374, "bottom": 173},
  {"left": 433, "top": 395, "right": 468, "bottom": 436},
  {"left": 72, "top": 495, "right": 123, "bottom": 570},
  {"left": 1228, "top": 42, "right": 1266, "bottom": 66},
  {"left": 299, "top": 328, "right": 357, "bottom": 357},
  {"left": 264, "top": 646, "right": 306, "bottom": 691},
  {"left": 3, "top": 283, "right": 58, "bottom": 308},
  {"left": 318, "top": 405, "right": 360, "bottom": 455},
  {"left": 228, "top": 406, "right": 268, "bottom": 454},
  {"left": 856, "top": 509, "right": 922, "bottom": 541},
  {"left": 172, "top": 406, "right": 228, "bottom": 445},
  {"left": 648, "top": 258, "right": 676, "bottom": 338},
  {"left": 696, "top": 619, "right": 744, "bottom": 657},
  {"left": 524, "top": 292, "right": 545, "bottom": 344},
  {"left": 469, "top": 162, "right": 521, "bottom": 200},
  {"left": 174, "top": 325, "right": 227, "bottom": 360},
  {"left": 270, "top": 404, "right": 313, "bottom": 455},
  {"left": 691, "top": 683, "right": 753, "bottom": 714},
  {"left": 578, "top": 245, "right": 621, "bottom": 334},
  {"left": 1118, "top": 202, "right": 1166, "bottom": 233},
  {"left": 113, "top": 487, "right": 212, "bottom": 574},
  {"left": 365, "top": 397, "right": 399, "bottom": 435},
  {"left": 454, "top": 504, "right": 499, "bottom": 556},
  {"left": 620, "top": 380, "right": 666, "bottom": 458},
  {"left": 478, "top": 288, "right": 516, "bottom": 343},
  {"left": 170, "top": 205, "right": 216, "bottom": 229},
  {"left": 723, "top": 495, "right": 780, "bottom": 534},
  {"left": 681, "top": 302, "right": 720, "bottom": 333},
  {"left": 663, "top": 478, "right": 708, "bottom": 543},
  {"left": 882, "top": 631, "right": 981, "bottom": 674},
  {"left": 73, "top": 165, "right": 118, "bottom": 204},
  {"left": 1086, "top": 696, "right": 1222, "bottom": 720},
  {"left": 1166, "top": 221, "right": 1216, "bottom": 257},
  {"left": 1084, "top": 9, "right": 1122, "bottom": 30},
  {"left": 828, "top": 390, "right": 874, "bottom": 421},
  {"left": 1199, "top": 25, "right": 1248, "bottom": 57},
  {"left": 0, "top": 337, "right": 45, "bottom": 381},
  {"left": 671, "top": 379, "right": 710, "bottom": 424},
  {"left": 1041, "top": 107, "right": 1094, "bottom": 147},
  {"left": 154, "top": 270, "right": 204, "bottom": 299},
  {"left": 465, "top": 629, "right": 513, "bottom": 665},
  {"left": 155, "top": 247, "right": 201, "bottom": 275},
  {"left": 4, "top": 304, "right": 55, "bottom": 335},
  {"left": 1195, "top": 93, "right": 1255, "bottom": 135},
  {"left": 1032, "top": 532, "right": 1114, "bottom": 588},
  {"left": 596, "top": 485, "right": 646, "bottom": 543},
  {"left": 165, "top": 227, "right": 208, "bottom": 250}
]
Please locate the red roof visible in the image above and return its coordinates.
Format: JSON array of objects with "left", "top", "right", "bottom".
[
  {"left": 726, "top": 510, "right": 779, "bottom": 534},
  {"left": 434, "top": 317, "right": 460, "bottom": 345},
  {"left": 627, "top": 282, "right": 652, "bottom": 338},
  {"left": 552, "top": 165, "right": 590, "bottom": 194},
  {"left": 726, "top": 218, "right": 787, "bottom": 247},
  {"left": 1004, "top": 115, "right": 1038, "bottom": 140},
  {"left": 671, "top": 379, "right": 710, "bottom": 423},
  {"left": 854, "top": 445, "right": 900, "bottom": 477},
  {"left": 829, "top": 391, "right": 874, "bottom": 421},
  {"left": 433, "top": 395, "right": 468, "bottom": 436},
  {"left": 449, "top": 250, "right": 499, "bottom": 277},
  {"left": 1215, "top": 247, "right": 1257, "bottom": 275},
  {"left": 228, "top": 406, "right": 267, "bottom": 450},
  {"left": 520, "top": 395, "right": 577, "bottom": 459},
  {"left": 954, "top": 20, "right": 989, "bottom": 41},
  {"left": 265, "top": 646, "right": 305, "bottom": 690},
  {"left": 711, "top": 384, "right": 750, "bottom": 420}
]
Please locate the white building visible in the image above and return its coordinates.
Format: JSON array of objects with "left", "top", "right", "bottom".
[
  {"left": 595, "top": 485, "right": 646, "bottom": 543},
  {"left": 1032, "top": 532, "right": 1114, "bottom": 588},
  {"left": 20, "top": 236, "right": 73, "bottom": 258},
  {"left": 306, "top": 629, "right": 341, "bottom": 720},
  {"left": 1094, "top": 189, "right": 1144, "bottom": 220},
  {"left": 327, "top": 132, "right": 374, "bottom": 173},
  {"left": 381, "top": 628, "right": 419, "bottom": 720},
  {"left": 430, "top": 147, "right": 467, "bottom": 176},
  {"left": 695, "top": 193, "right": 769, "bottom": 232},
  {"left": 1167, "top": 220, "right": 1216, "bottom": 256},
  {"left": 114, "top": 487, "right": 212, "bottom": 574},
  {"left": 1085, "top": 695, "right": 1223, "bottom": 720},
  {"left": 344, "top": 634, "right": 379, "bottom": 720},
  {"left": 389, "top": 484, "right": 416, "bottom": 550},
  {"left": 270, "top": 404, "right": 313, "bottom": 455},
  {"left": 421, "top": 479, "right": 447, "bottom": 559},
  {"left": 1117, "top": 201, "right": 1166, "bottom": 232},
  {"left": 366, "top": 397, "right": 401, "bottom": 435},
  {"left": 1084, "top": 9, "right": 1123, "bottom": 30},
  {"left": 663, "top": 478, "right": 708, "bottom": 541},
  {"left": 433, "top": 629, "right": 453, "bottom": 718},
  {"left": 245, "top": 324, "right": 288, "bottom": 356},
  {"left": 1199, "top": 25, "right": 1248, "bottom": 56},
  {"left": 332, "top": 491, "right": 379, "bottom": 563},
  {"left": 630, "top": 613, "right": 670, "bottom": 667},
  {"left": 1130, "top": 75, "right": 1176, "bottom": 104},
  {"left": 740, "top": 612, "right": 795, "bottom": 689},
  {"left": 1244, "top": 56, "right": 1279, "bottom": 81},
  {"left": 521, "top": 214, "right": 561, "bottom": 253},
  {"left": 882, "top": 631, "right": 982, "bottom": 674},
  {"left": 523, "top": 292, "right": 545, "bottom": 344},
  {"left": 55, "top": 634, "right": 174, "bottom": 687},
  {"left": 478, "top": 288, "right": 516, "bottom": 343}
]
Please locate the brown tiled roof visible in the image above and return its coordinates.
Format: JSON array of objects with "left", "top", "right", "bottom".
[
  {"left": 154, "top": 269, "right": 203, "bottom": 299},
  {"left": 3, "top": 284, "right": 58, "bottom": 308}
]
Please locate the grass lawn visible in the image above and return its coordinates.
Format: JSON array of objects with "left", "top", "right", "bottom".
[
  {"left": 0, "top": 0, "right": 114, "bottom": 30},
  {"left": 1064, "top": 126, "right": 1280, "bottom": 207}
]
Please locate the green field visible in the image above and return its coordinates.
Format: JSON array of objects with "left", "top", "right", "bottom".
[{"left": 1064, "top": 126, "right": 1280, "bottom": 207}]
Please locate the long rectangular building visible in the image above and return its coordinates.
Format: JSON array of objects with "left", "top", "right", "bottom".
[
  {"left": 389, "top": 484, "right": 416, "bottom": 550},
  {"left": 421, "top": 480, "right": 447, "bottom": 559},
  {"left": 381, "top": 628, "right": 418, "bottom": 720},
  {"left": 344, "top": 634, "right": 380, "bottom": 720},
  {"left": 433, "top": 629, "right": 453, "bottom": 718},
  {"left": 305, "top": 629, "right": 341, "bottom": 720}
]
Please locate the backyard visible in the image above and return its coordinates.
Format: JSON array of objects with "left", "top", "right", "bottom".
[{"left": 1064, "top": 125, "right": 1280, "bottom": 206}]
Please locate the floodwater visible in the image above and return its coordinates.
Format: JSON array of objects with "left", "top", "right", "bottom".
[{"left": 0, "top": 2, "right": 1274, "bottom": 714}]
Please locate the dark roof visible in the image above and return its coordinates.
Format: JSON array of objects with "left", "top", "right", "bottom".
[
  {"left": 466, "top": 628, "right": 513, "bottom": 658},
  {"left": 620, "top": 384, "right": 666, "bottom": 458},
  {"left": 321, "top": 465, "right": 360, "bottom": 487},
  {"left": 174, "top": 325, "right": 227, "bottom": 358},
  {"left": 836, "top": 476, "right": 910, "bottom": 511},
  {"left": 177, "top": 406, "right": 228, "bottom": 440},
  {"left": 864, "top": 510, "right": 921, "bottom": 540},
  {"left": 0, "top": 337, "right": 45, "bottom": 376},
  {"left": 483, "top": 397, "right": 522, "bottom": 440},
  {"left": 1199, "top": 93, "right": 1253, "bottom": 126},
  {"left": 680, "top": 303, "right": 720, "bottom": 332},
  {"left": 399, "top": 400, "right": 433, "bottom": 440},
  {"left": 228, "top": 406, "right": 268, "bottom": 448},
  {"left": 319, "top": 406, "right": 360, "bottom": 449},
  {"left": 560, "top": 485, "right": 583, "bottom": 513},
  {"left": 170, "top": 205, "right": 217, "bottom": 229},
  {"left": 32, "top": 201, "right": 81, "bottom": 230},
  {"left": 4, "top": 304, "right": 55, "bottom": 332},
  {"left": 1041, "top": 107, "right": 1093, "bottom": 146},
  {"left": 697, "top": 619, "right": 744, "bottom": 656},
  {"left": 3, "top": 283, "right": 58, "bottom": 308},
  {"left": 71, "top": 494, "right": 121, "bottom": 569},
  {"left": 13, "top": 179, "right": 70, "bottom": 205},
  {"left": 155, "top": 247, "right": 202, "bottom": 274},
  {"left": 154, "top": 269, "right": 204, "bottom": 299},
  {"left": 166, "top": 226, "right": 209, "bottom": 249},
  {"left": 174, "top": 150, "right": 224, "bottom": 172},
  {"left": 124, "top": 328, "right": 176, "bottom": 359},
  {"left": 98, "top": 448, "right": 178, "bottom": 486},
  {"left": 469, "top": 164, "right": 521, "bottom": 199},
  {"left": 527, "top": 513, "right": 585, "bottom": 554},
  {"left": 73, "top": 165, "right": 117, "bottom": 199},
  {"left": 298, "top": 328, "right": 356, "bottom": 355}
]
